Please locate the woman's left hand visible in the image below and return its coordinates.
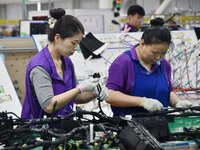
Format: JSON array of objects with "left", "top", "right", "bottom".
[
  {"left": 93, "top": 85, "right": 109, "bottom": 101},
  {"left": 175, "top": 100, "right": 192, "bottom": 108}
]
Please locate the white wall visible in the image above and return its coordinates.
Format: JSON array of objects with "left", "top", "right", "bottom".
[
  {"left": 6, "top": 4, "right": 23, "bottom": 20},
  {"left": 163, "top": 0, "right": 200, "bottom": 14},
  {"left": 28, "top": 9, "right": 119, "bottom": 33},
  {"left": 53, "top": 0, "right": 74, "bottom": 9},
  {"left": 99, "top": 0, "right": 113, "bottom": 9},
  {"left": 0, "top": 5, "right": 6, "bottom": 19},
  {"left": 1, "top": 0, "right": 200, "bottom": 20}
]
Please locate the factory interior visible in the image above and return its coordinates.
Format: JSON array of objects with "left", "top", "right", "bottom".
[{"left": 0, "top": 0, "right": 200, "bottom": 149}]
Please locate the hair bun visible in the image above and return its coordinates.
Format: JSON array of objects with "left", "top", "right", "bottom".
[
  {"left": 150, "top": 17, "right": 165, "bottom": 26},
  {"left": 50, "top": 8, "right": 66, "bottom": 20}
]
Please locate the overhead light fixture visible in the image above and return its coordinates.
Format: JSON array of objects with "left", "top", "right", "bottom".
[{"left": 30, "top": 0, "right": 40, "bottom": 1}]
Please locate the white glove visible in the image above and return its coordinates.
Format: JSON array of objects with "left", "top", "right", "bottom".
[
  {"left": 140, "top": 97, "right": 163, "bottom": 112},
  {"left": 77, "top": 78, "right": 99, "bottom": 93},
  {"left": 93, "top": 85, "right": 109, "bottom": 101},
  {"left": 175, "top": 100, "right": 192, "bottom": 108},
  {"left": 192, "top": 100, "right": 200, "bottom": 107}
]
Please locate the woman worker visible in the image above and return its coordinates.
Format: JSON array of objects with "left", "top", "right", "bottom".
[
  {"left": 21, "top": 8, "right": 105, "bottom": 119},
  {"left": 106, "top": 18, "right": 192, "bottom": 116}
]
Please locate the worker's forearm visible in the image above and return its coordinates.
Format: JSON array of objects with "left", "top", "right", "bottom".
[
  {"left": 105, "top": 90, "right": 143, "bottom": 107},
  {"left": 169, "top": 91, "right": 179, "bottom": 107},
  {"left": 44, "top": 88, "right": 80, "bottom": 113},
  {"left": 75, "top": 92, "right": 96, "bottom": 104}
]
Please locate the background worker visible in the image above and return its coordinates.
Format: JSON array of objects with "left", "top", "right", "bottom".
[{"left": 121, "top": 4, "right": 145, "bottom": 32}]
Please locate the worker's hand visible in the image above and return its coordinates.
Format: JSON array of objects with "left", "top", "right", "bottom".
[
  {"left": 175, "top": 100, "right": 192, "bottom": 108},
  {"left": 140, "top": 97, "right": 163, "bottom": 112},
  {"left": 192, "top": 100, "right": 200, "bottom": 107},
  {"left": 122, "top": 24, "right": 131, "bottom": 33},
  {"left": 93, "top": 85, "right": 108, "bottom": 101},
  {"left": 77, "top": 78, "right": 99, "bottom": 93}
]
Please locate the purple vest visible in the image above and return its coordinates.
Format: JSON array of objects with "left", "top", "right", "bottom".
[{"left": 21, "top": 46, "right": 76, "bottom": 119}]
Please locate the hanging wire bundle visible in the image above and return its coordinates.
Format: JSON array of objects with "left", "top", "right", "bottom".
[{"left": 166, "top": 32, "right": 200, "bottom": 98}]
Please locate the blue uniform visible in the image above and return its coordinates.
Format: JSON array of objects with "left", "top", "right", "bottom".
[{"left": 109, "top": 50, "right": 170, "bottom": 116}]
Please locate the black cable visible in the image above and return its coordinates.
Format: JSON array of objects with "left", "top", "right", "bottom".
[
  {"left": 2, "top": 110, "right": 179, "bottom": 150},
  {"left": 1, "top": 126, "right": 89, "bottom": 150},
  {"left": 130, "top": 106, "right": 200, "bottom": 118},
  {"left": 97, "top": 124, "right": 110, "bottom": 150},
  {"left": 96, "top": 84, "right": 109, "bottom": 118},
  {"left": 3, "top": 110, "right": 119, "bottom": 131},
  {"left": 98, "top": 99, "right": 108, "bottom": 118},
  {"left": 0, "top": 126, "right": 66, "bottom": 143},
  {"left": 5, "top": 112, "right": 21, "bottom": 119}
]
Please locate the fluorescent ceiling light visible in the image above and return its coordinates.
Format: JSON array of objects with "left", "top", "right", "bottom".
[{"left": 28, "top": 0, "right": 40, "bottom": 2}]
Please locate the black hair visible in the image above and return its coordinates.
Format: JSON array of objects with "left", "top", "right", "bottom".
[
  {"left": 150, "top": 17, "right": 165, "bottom": 26},
  {"left": 48, "top": 8, "right": 85, "bottom": 42},
  {"left": 141, "top": 18, "right": 171, "bottom": 45},
  {"left": 127, "top": 5, "right": 145, "bottom": 16}
]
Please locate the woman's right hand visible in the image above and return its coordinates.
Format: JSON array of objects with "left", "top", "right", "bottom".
[
  {"left": 140, "top": 97, "right": 163, "bottom": 112},
  {"left": 77, "top": 78, "right": 99, "bottom": 93}
]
